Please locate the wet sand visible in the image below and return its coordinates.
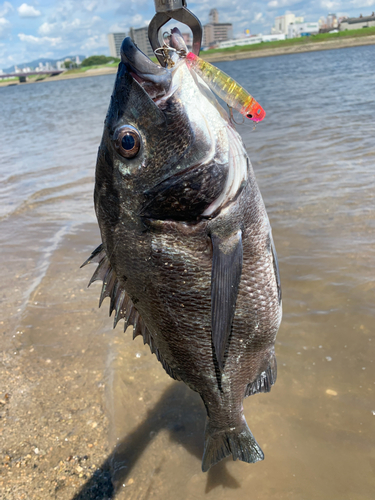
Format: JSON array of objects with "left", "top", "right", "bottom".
[
  {"left": 0, "top": 228, "right": 112, "bottom": 499},
  {"left": 1, "top": 45, "right": 375, "bottom": 499}
]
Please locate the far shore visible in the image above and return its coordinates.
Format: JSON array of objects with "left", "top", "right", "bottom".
[
  {"left": 2, "top": 33, "right": 375, "bottom": 87},
  {"left": 204, "top": 34, "right": 375, "bottom": 63}
]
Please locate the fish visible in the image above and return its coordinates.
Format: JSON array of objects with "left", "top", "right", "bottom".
[{"left": 82, "top": 29, "right": 282, "bottom": 472}]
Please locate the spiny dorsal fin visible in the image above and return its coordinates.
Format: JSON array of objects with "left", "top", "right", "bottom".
[
  {"left": 80, "top": 244, "right": 105, "bottom": 268},
  {"left": 81, "top": 244, "right": 181, "bottom": 381},
  {"left": 211, "top": 230, "right": 243, "bottom": 371}
]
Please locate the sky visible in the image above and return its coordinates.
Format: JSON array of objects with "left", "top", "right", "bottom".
[{"left": 0, "top": 0, "right": 374, "bottom": 69}]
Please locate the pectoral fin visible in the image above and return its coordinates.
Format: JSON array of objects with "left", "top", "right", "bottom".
[
  {"left": 211, "top": 230, "right": 243, "bottom": 371},
  {"left": 269, "top": 229, "right": 281, "bottom": 304}
]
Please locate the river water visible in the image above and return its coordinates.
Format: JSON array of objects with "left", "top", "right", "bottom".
[{"left": 0, "top": 45, "right": 374, "bottom": 499}]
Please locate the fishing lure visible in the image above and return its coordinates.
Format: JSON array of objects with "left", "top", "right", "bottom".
[{"left": 185, "top": 52, "right": 265, "bottom": 123}]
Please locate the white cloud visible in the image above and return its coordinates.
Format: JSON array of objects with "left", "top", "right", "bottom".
[
  {"left": 80, "top": 33, "right": 107, "bottom": 51},
  {"left": 0, "top": 1, "right": 13, "bottom": 17},
  {"left": 18, "top": 33, "right": 61, "bottom": 46},
  {"left": 38, "top": 22, "right": 55, "bottom": 36},
  {"left": 268, "top": 0, "right": 301, "bottom": 7},
  {"left": 351, "top": 0, "right": 375, "bottom": 6},
  {"left": 109, "top": 21, "right": 128, "bottom": 33},
  {"left": 130, "top": 14, "right": 145, "bottom": 26},
  {"left": 320, "top": 0, "right": 341, "bottom": 9},
  {"left": 18, "top": 3, "right": 41, "bottom": 18},
  {"left": 0, "top": 16, "right": 10, "bottom": 38},
  {"left": 253, "top": 12, "right": 264, "bottom": 23},
  {"left": 38, "top": 18, "right": 82, "bottom": 36},
  {"left": 83, "top": 0, "right": 98, "bottom": 12}
]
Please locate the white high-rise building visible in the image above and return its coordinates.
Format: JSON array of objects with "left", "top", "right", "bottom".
[
  {"left": 288, "top": 22, "right": 319, "bottom": 38},
  {"left": 272, "top": 13, "right": 304, "bottom": 35},
  {"left": 203, "top": 9, "right": 233, "bottom": 47},
  {"left": 128, "top": 27, "right": 154, "bottom": 58},
  {"left": 108, "top": 32, "right": 127, "bottom": 58},
  {"left": 108, "top": 28, "right": 154, "bottom": 59}
]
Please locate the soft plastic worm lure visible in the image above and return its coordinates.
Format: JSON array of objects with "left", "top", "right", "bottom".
[{"left": 185, "top": 52, "right": 265, "bottom": 123}]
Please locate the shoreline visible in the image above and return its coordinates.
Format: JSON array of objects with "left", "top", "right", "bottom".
[
  {"left": 1, "top": 34, "right": 375, "bottom": 87},
  {"left": 203, "top": 34, "right": 375, "bottom": 62}
]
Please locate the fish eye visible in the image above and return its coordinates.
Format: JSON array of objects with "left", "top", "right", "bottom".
[
  {"left": 114, "top": 125, "right": 141, "bottom": 158},
  {"left": 247, "top": 113, "right": 253, "bottom": 119}
]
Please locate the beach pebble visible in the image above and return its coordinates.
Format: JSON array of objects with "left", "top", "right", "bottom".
[{"left": 326, "top": 389, "right": 337, "bottom": 396}]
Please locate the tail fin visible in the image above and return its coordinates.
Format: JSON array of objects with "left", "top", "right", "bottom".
[{"left": 201, "top": 417, "right": 264, "bottom": 472}]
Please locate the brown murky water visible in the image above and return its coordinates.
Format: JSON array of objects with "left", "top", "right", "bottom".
[{"left": 1, "top": 45, "right": 374, "bottom": 499}]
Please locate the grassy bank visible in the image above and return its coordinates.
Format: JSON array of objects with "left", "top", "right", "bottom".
[
  {"left": 203, "top": 27, "right": 375, "bottom": 57},
  {"left": 63, "top": 61, "right": 119, "bottom": 75}
]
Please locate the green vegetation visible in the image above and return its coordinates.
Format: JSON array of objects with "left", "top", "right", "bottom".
[
  {"left": 63, "top": 60, "right": 120, "bottom": 75},
  {"left": 202, "top": 26, "right": 375, "bottom": 57},
  {"left": 63, "top": 61, "right": 78, "bottom": 69},
  {"left": 81, "top": 55, "right": 120, "bottom": 67}
]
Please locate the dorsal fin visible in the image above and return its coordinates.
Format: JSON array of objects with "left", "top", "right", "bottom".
[
  {"left": 81, "top": 245, "right": 181, "bottom": 381},
  {"left": 211, "top": 230, "right": 243, "bottom": 371}
]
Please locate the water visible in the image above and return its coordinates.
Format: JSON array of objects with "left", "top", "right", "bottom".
[{"left": 0, "top": 45, "right": 374, "bottom": 499}]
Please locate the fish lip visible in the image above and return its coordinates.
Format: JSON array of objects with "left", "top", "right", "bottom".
[
  {"left": 169, "top": 27, "right": 188, "bottom": 53},
  {"left": 120, "top": 37, "right": 172, "bottom": 95}
]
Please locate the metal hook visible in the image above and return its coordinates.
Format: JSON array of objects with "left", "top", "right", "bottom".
[
  {"left": 148, "top": 0, "right": 202, "bottom": 67},
  {"left": 228, "top": 106, "right": 245, "bottom": 126}
]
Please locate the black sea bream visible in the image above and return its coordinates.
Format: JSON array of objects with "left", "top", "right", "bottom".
[{"left": 83, "top": 31, "right": 282, "bottom": 472}]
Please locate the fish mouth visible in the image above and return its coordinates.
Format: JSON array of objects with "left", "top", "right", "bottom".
[{"left": 121, "top": 37, "right": 172, "bottom": 101}]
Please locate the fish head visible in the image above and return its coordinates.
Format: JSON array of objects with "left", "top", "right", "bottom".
[{"left": 95, "top": 34, "right": 248, "bottom": 233}]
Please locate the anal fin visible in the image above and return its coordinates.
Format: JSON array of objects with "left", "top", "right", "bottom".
[
  {"left": 211, "top": 230, "right": 243, "bottom": 371},
  {"left": 245, "top": 353, "right": 277, "bottom": 397}
]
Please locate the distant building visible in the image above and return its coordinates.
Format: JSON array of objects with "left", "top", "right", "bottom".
[
  {"left": 218, "top": 33, "right": 286, "bottom": 49},
  {"left": 108, "top": 32, "right": 127, "bottom": 58},
  {"left": 288, "top": 22, "right": 319, "bottom": 38},
  {"left": 203, "top": 9, "right": 233, "bottom": 47},
  {"left": 327, "top": 13, "right": 338, "bottom": 29},
  {"left": 128, "top": 27, "right": 154, "bottom": 58},
  {"left": 209, "top": 8, "right": 219, "bottom": 24},
  {"left": 340, "top": 13, "right": 375, "bottom": 30},
  {"left": 272, "top": 13, "right": 304, "bottom": 35},
  {"left": 108, "top": 28, "right": 154, "bottom": 59},
  {"left": 181, "top": 32, "right": 192, "bottom": 49},
  {"left": 319, "top": 13, "right": 338, "bottom": 31}
]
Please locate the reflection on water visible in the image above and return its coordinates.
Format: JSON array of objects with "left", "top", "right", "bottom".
[{"left": 0, "top": 45, "right": 374, "bottom": 499}]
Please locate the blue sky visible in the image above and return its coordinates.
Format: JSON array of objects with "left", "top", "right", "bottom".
[{"left": 0, "top": 0, "right": 374, "bottom": 68}]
